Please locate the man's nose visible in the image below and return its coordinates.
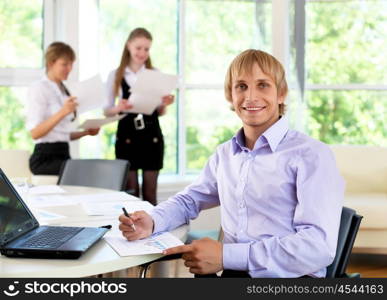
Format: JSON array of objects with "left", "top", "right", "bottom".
[{"left": 246, "top": 88, "right": 259, "bottom": 101}]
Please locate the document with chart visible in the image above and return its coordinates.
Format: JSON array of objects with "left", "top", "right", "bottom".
[{"left": 105, "top": 232, "right": 184, "bottom": 256}]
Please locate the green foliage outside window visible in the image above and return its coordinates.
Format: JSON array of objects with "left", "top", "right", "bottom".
[
  {"left": 0, "top": 87, "right": 32, "bottom": 150},
  {"left": 0, "top": 0, "right": 43, "bottom": 68},
  {"left": 306, "top": 1, "right": 387, "bottom": 146}
]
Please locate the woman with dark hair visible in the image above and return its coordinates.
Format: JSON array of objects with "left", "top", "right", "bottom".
[
  {"left": 27, "top": 42, "right": 99, "bottom": 175},
  {"left": 104, "top": 28, "right": 174, "bottom": 205}
]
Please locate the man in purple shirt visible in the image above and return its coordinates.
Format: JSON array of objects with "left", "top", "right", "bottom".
[{"left": 118, "top": 49, "right": 345, "bottom": 278}]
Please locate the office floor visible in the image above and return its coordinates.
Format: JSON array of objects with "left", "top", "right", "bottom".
[{"left": 347, "top": 254, "right": 387, "bottom": 278}]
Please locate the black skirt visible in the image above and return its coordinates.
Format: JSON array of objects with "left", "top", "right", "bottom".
[
  {"left": 29, "top": 142, "right": 70, "bottom": 175},
  {"left": 115, "top": 113, "right": 164, "bottom": 171},
  {"left": 114, "top": 78, "right": 164, "bottom": 171}
]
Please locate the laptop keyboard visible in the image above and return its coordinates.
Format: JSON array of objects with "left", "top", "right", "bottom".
[{"left": 21, "top": 226, "right": 84, "bottom": 249}]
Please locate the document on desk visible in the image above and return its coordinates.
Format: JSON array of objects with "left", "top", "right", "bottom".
[
  {"left": 124, "top": 69, "right": 178, "bottom": 115},
  {"left": 82, "top": 200, "right": 154, "bottom": 216},
  {"left": 105, "top": 232, "right": 184, "bottom": 256},
  {"left": 72, "top": 192, "right": 139, "bottom": 203},
  {"left": 67, "top": 75, "right": 105, "bottom": 113},
  {"left": 26, "top": 195, "right": 79, "bottom": 208},
  {"left": 29, "top": 185, "right": 66, "bottom": 195},
  {"left": 33, "top": 209, "right": 66, "bottom": 223},
  {"left": 78, "top": 114, "right": 125, "bottom": 130}
]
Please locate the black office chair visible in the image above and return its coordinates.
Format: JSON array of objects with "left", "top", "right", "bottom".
[
  {"left": 58, "top": 159, "right": 130, "bottom": 191},
  {"left": 326, "top": 206, "right": 362, "bottom": 278},
  {"left": 138, "top": 206, "right": 362, "bottom": 278}
]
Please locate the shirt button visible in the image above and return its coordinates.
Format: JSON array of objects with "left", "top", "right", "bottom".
[{"left": 125, "top": 139, "right": 131, "bottom": 144}]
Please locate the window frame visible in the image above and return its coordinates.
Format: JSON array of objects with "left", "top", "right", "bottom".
[{"left": 0, "top": 0, "right": 55, "bottom": 87}]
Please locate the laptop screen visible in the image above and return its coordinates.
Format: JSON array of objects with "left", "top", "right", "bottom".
[{"left": 0, "top": 170, "right": 37, "bottom": 244}]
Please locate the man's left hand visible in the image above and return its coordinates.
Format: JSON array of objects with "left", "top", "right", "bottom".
[{"left": 163, "top": 238, "right": 223, "bottom": 275}]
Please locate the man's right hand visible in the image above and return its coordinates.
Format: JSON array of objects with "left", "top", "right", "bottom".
[
  {"left": 118, "top": 210, "right": 154, "bottom": 241},
  {"left": 62, "top": 96, "right": 78, "bottom": 115}
]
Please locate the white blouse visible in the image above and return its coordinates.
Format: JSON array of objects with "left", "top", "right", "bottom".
[
  {"left": 104, "top": 65, "right": 146, "bottom": 109},
  {"left": 26, "top": 75, "right": 74, "bottom": 143}
]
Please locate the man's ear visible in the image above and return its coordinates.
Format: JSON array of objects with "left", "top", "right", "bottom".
[{"left": 278, "top": 94, "right": 285, "bottom": 104}]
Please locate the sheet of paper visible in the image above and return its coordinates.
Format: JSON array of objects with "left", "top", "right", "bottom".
[
  {"left": 71, "top": 192, "right": 139, "bottom": 203},
  {"left": 26, "top": 191, "right": 138, "bottom": 208},
  {"left": 26, "top": 195, "right": 79, "bottom": 208},
  {"left": 125, "top": 69, "right": 178, "bottom": 115},
  {"left": 33, "top": 209, "right": 66, "bottom": 222},
  {"left": 67, "top": 75, "right": 105, "bottom": 113},
  {"left": 29, "top": 185, "right": 66, "bottom": 195},
  {"left": 105, "top": 232, "right": 184, "bottom": 256},
  {"left": 78, "top": 114, "right": 125, "bottom": 130},
  {"left": 81, "top": 200, "right": 154, "bottom": 216}
]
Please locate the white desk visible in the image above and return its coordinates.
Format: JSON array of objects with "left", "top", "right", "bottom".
[{"left": 0, "top": 185, "right": 188, "bottom": 278}]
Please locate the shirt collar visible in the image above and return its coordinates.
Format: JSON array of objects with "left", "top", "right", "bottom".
[
  {"left": 42, "top": 75, "right": 64, "bottom": 97},
  {"left": 262, "top": 116, "right": 289, "bottom": 152},
  {"left": 231, "top": 116, "right": 289, "bottom": 154},
  {"left": 125, "top": 65, "right": 146, "bottom": 75}
]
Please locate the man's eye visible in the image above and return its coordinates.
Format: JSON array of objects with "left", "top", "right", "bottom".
[
  {"left": 258, "top": 83, "right": 269, "bottom": 88},
  {"left": 235, "top": 84, "right": 247, "bottom": 90}
]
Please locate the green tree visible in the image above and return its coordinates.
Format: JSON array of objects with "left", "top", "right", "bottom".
[{"left": 305, "top": 1, "right": 387, "bottom": 146}]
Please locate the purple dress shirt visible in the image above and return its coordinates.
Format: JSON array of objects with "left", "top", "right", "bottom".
[{"left": 151, "top": 117, "right": 345, "bottom": 277}]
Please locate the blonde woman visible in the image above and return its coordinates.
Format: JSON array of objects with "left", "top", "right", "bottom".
[{"left": 104, "top": 28, "right": 174, "bottom": 205}]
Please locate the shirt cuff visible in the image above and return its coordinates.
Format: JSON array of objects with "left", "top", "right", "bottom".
[
  {"left": 149, "top": 209, "right": 168, "bottom": 234},
  {"left": 223, "top": 243, "right": 250, "bottom": 271}
]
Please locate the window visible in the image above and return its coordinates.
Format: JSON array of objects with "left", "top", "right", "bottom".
[
  {"left": 0, "top": 0, "right": 44, "bottom": 68},
  {"left": 0, "top": 87, "right": 31, "bottom": 149},
  {"left": 0, "top": 0, "right": 45, "bottom": 151},
  {"left": 304, "top": 0, "right": 387, "bottom": 146}
]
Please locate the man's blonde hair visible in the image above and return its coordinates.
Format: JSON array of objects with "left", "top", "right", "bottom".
[{"left": 224, "top": 49, "right": 288, "bottom": 115}]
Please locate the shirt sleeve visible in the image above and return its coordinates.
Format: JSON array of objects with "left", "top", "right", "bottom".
[
  {"left": 150, "top": 152, "right": 221, "bottom": 233},
  {"left": 223, "top": 144, "right": 345, "bottom": 277},
  {"left": 26, "top": 82, "right": 48, "bottom": 130},
  {"left": 104, "top": 70, "right": 117, "bottom": 109}
]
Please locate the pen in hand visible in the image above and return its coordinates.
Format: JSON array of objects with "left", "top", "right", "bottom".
[{"left": 122, "top": 207, "right": 136, "bottom": 232}]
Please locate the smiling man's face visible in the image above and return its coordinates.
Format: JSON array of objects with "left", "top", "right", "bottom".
[{"left": 231, "top": 63, "right": 284, "bottom": 134}]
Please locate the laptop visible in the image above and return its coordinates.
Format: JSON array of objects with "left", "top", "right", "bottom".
[{"left": 0, "top": 168, "right": 108, "bottom": 259}]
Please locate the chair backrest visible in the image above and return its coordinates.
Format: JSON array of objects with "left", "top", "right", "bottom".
[
  {"left": 326, "top": 206, "right": 362, "bottom": 278},
  {"left": 57, "top": 159, "right": 130, "bottom": 191}
]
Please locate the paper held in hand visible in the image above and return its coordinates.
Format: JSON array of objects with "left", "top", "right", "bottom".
[
  {"left": 124, "top": 69, "right": 178, "bottom": 115},
  {"left": 67, "top": 75, "right": 106, "bottom": 114},
  {"left": 105, "top": 232, "right": 184, "bottom": 256},
  {"left": 78, "top": 114, "right": 125, "bottom": 130}
]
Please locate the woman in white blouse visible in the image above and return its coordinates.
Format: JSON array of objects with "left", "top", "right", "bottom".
[{"left": 26, "top": 42, "right": 99, "bottom": 175}]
